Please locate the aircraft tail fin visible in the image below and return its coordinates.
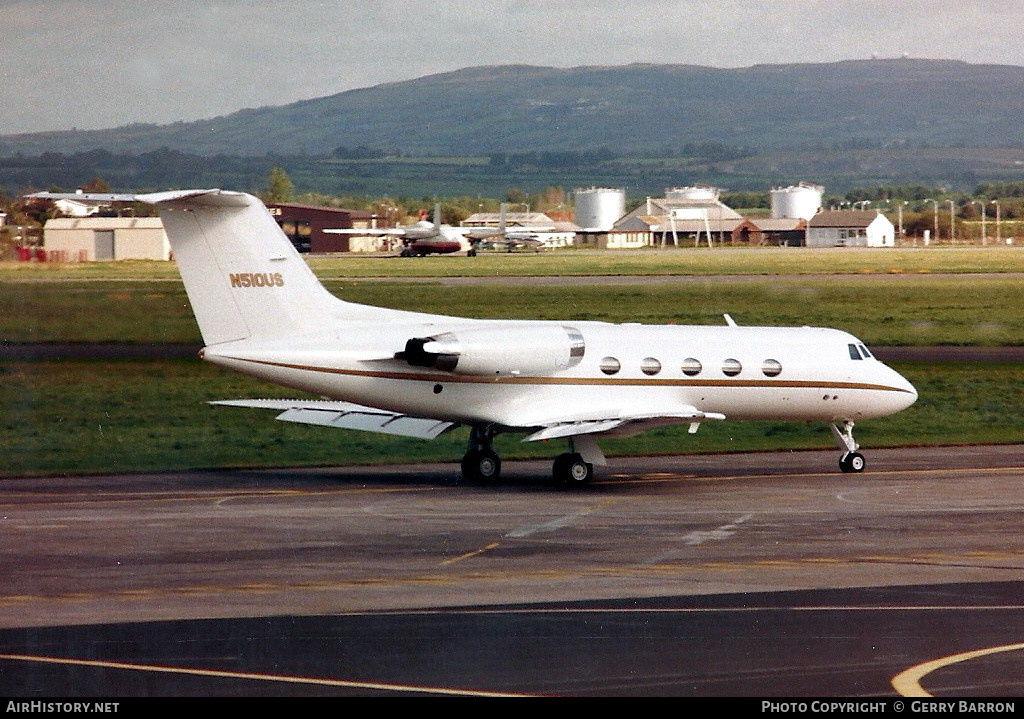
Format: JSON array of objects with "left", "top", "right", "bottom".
[
  {"left": 29, "top": 189, "right": 398, "bottom": 346},
  {"left": 146, "top": 189, "right": 339, "bottom": 345}
]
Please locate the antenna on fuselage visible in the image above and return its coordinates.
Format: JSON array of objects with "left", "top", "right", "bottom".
[{"left": 723, "top": 314, "right": 738, "bottom": 327}]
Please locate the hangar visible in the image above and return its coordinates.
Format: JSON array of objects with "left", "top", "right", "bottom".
[
  {"left": 42, "top": 217, "right": 170, "bottom": 261},
  {"left": 265, "top": 203, "right": 384, "bottom": 253}
]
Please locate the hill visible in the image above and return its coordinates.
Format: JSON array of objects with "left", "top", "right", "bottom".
[{"left": 4, "top": 59, "right": 1024, "bottom": 157}]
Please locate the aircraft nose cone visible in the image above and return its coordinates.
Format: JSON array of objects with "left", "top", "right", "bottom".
[{"left": 890, "top": 368, "right": 918, "bottom": 411}]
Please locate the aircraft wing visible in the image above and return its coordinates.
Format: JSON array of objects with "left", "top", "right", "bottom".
[
  {"left": 210, "top": 399, "right": 458, "bottom": 439},
  {"left": 521, "top": 408, "right": 726, "bottom": 442}
]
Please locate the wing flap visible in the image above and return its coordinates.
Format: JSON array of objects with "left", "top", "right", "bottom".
[
  {"left": 211, "top": 399, "right": 456, "bottom": 440},
  {"left": 521, "top": 408, "right": 725, "bottom": 442}
]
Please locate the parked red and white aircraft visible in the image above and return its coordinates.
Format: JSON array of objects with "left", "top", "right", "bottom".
[
  {"left": 324, "top": 204, "right": 471, "bottom": 256},
  {"left": 30, "top": 189, "right": 918, "bottom": 485}
]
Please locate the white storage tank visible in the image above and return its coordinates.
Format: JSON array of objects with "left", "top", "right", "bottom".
[
  {"left": 771, "top": 182, "right": 823, "bottom": 220},
  {"left": 666, "top": 185, "right": 720, "bottom": 201},
  {"left": 574, "top": 187, "right": 626, "bottom": 231}
]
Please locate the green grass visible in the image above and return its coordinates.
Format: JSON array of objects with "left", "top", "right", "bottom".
[
  {"left": 3, "top": 275, "right": 1024, "bottom": 346},
  {"left": 1, "top": 245, "right": 1023, "bottom": 282},
  {"left": 0, "top": 360, "right": 1019, "bottom": 478},
  {"left": 307, "top": 246, "right": 1024, "bottom": 279}
]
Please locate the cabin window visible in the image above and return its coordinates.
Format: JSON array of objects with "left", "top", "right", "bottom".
[
  {"left": 681, "top": 358, "right": 702, "bottom": 377},
  {"left": 761, "top": 359, "right": 782, "bottom": 377},
  {"left": 848, "top": 344, "right": 863, "bottom": 360},
  {"left": 600, "top": 357, "right": 621, "bottom": 375},
  {"left": 722, "top": 358, "right": 742, "bottom": 377},
  {"left": 641, "top": 357, "right": 662, "bottom": 376}
]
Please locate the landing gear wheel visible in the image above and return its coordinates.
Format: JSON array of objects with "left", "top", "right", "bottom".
[
  {"left": 553, "top": 452, "right": 593, "bottom": 487},
  {"left": 462, "top": 449, "right": 501, "bottom": 484},
  {"left": 839, "top": 451, "right": 866, "bottom": 473}
]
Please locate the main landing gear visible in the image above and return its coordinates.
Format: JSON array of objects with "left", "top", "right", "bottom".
[
  {"left": 461, "top": 425, "right": 501, "bottom": 484},
  {"left": 552, "top": 451, "right": 593, "bottom": 486},
  {"left": 831, "top": 420, "right": 866, "bottom": 473},
  {"left": 460, "top": 426, "right": 597, "bottom": 487}
]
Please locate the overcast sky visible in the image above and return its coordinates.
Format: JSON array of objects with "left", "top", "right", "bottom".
[{"left": 2, "top": 0, "right": 1021, "bottom": 134}]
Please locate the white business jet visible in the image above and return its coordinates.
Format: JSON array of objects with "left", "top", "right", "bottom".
[{"left": 30, "top": 189, "right": 918, "bottom": 485}]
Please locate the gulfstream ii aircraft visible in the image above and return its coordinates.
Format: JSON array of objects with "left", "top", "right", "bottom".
[{"left": 31, "top": 189, "right": 918, "bottom": 485}]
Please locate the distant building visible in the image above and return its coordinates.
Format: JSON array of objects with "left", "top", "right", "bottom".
[
  {"left": 806, "top": 210, "right": 895, "bottom": 247},
  {"left": 43, "top": 217, "right": 170, "bottom": 261},
  {"left": 748, "top": 217, "right": 808, "bottom": 246},
  {"left": 580, "top": 192, "right": 746, "bottom": 248},
  {"left": 266, "top": 203, "right": 383, "bottom": 253},
  {"left": 462, "top": 210, "right": 556, "bottom": 229}
]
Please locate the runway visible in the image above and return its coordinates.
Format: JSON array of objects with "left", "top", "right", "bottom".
[{"left": 2, "top": 444, "right": 1023, "bottom": 697}]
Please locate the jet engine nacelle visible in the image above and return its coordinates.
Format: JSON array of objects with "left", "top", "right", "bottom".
[{"left": 401, "top": 325, "right": 585, "bottom": 376}]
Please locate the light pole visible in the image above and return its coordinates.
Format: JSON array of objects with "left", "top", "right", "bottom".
[
  {"left": 925, "top": 199, "right": 939, "bottom": 243},
  {"left": 946, "top": 200, "right": 956, "bottom": 243},
  {"left": 970, "top": 200, "right": 986, "bottom": 244},
  {"left": 991, "top": 200, "right": 1001, "bottom": 244},
  {"left": 973, "top": 200, "right": 986, "bottom": 245},
  {"left": 897, "top": 201, "right": 907, "bottom": 243}
]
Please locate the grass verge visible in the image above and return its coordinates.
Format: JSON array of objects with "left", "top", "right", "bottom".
[{"left": 3, "top": 275, "right": 1024, "bottom": 346}]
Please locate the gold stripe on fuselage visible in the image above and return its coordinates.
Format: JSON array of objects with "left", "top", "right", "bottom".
[{"left": 222, "top": 356, "right": 915, "bottom": 394}]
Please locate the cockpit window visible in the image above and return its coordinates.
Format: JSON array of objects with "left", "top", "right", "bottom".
[
  {"left": 858, "top": 344, "right": 873, "bottom": 359},
  {"left": 848, "top": 344, "right": 863, "bottom": 360}
]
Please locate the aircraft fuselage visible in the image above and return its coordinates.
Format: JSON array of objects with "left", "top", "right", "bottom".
[{"left": 203, "top": 319, "right": 917, "bottom": 430}]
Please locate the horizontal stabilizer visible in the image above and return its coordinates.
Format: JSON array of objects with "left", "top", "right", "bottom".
[
  {"left": 211, "top": 399, "right": 457, "bottom": 440},
  {"left": 27, "top": 189, "right": 238, "bottom": 206}
]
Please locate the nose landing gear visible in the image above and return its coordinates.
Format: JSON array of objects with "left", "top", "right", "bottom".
[{"left": 831, "top": 420, "right": 866, "bottom": 473}]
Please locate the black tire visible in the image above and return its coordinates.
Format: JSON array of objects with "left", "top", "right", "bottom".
[
  {"left": 462, "top": 449, "right": 501, "bottom": 484},
  {"left": 553, "top": 452, "right": 593, "bottom": 486},
  {"left": 839, "top": 451, "right": 866, "bottom": 473}
]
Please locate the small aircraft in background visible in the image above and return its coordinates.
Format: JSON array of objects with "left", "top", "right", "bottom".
[
  {"left": 326, "top": 202, "right": 555, "bottom": 256},
  {"left": 325, "top": 204, "right": 473, "bottom": 256},
  {"left": 476, "top": 231, "right": 546, "bottom": 253},
  {"left": 29, "top": 189, "right": 918, "bottom": 486},
  {"left": 460, "top": 202, "right": 553, "bottom": 252}
]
